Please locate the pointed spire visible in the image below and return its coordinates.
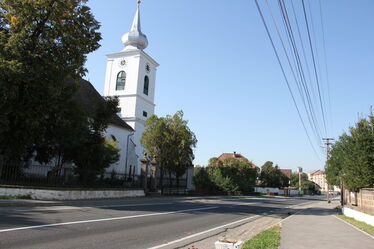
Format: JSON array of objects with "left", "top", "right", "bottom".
[
  {"left": 121, "top": 0, "right": 148, "bottom": 51},
  {"left": 130, "top": 1, "right": 141, "bottom": 32}
]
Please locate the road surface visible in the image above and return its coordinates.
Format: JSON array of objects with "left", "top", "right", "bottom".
[{"left": 0, "top": 196, "right": 320, "bottom": 249}]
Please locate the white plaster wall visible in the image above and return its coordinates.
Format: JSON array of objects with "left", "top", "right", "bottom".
[
  {"left": 0, "top": 188, "right": 144, "bottom": 200},
  {"left": 186, "top": 167, "right": 195, "bottom": 190},
  {"left": 254, "top": 187, "right": 280, "bottom": 194},
  {"left": 104, "top": 49, "right": 159, "bottom": 177},
  {"left": 342, "top": 206, "right": 374, "bottom": 226},
  {"left": 126, "top": 139, "right": 137, "bottom": 175},
  {"left": 133, "top": 122, "right": 145, "bottom": 175},
  {"left": 105, "top": 124, "right": 132, "bottom": 174},
  {"left": 118, "top": 96, "right": 137, "bottom": 119},
  {"left": 105, "top": 53, "right": 141, "bottom": 96},
  {"left": 289, "top": 190, "right": 299, "bottom": 196}
]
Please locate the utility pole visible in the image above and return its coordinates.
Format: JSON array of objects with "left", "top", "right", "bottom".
[
  {"left": 297, "top": 167, "right": 303, "bottom": 195},
  {"left": 322, "top": 138, "right": 334, "bottom": 203}
]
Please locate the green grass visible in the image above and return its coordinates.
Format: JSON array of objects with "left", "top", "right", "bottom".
[
  {"left": 242, "top": 225, "right": 281, "bottom": 249},
  {"left": 0, "top": 195, "right": 31, "bottom": 200},
  {"left": 335, "top": 214, "right": 374, "bottom": 236}
]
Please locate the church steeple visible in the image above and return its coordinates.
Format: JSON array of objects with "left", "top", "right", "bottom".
[{"left": 121, "top": 0, "right": 148, "bottom": 51}]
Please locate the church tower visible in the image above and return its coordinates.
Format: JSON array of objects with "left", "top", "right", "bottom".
[{"left": 104, "top": 1, "right": 159, "bottom": 174}]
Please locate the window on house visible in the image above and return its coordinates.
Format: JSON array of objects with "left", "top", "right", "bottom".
[
  {"left": 143, "top": 76, "right": 149, "bottom": 95},
  {"left": 116, "top": 71, "right": 126, "bottom": 90},
  {"left": 111, "top": 135, "right": 117, "bottom": 141},
  {"left": 143, "top": 111, "right": 148, "bottom": 117}
]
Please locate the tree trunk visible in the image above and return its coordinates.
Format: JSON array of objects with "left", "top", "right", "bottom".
[
  {"left": 168, "top": 170, "right": 172, "bottom": 188},
  {"left": 160, "top": 165, "right": 164, "bottom": 195},
  {"left": 176, "top": 175, "right": 179, "bottom": 193}
]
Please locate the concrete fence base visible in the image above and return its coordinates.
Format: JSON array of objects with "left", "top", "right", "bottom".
[
  {"left": 0, "top": 187, "right": 145, "bottom": 200},
  {"left": 342, "top": 206, "right": 374, "bottom": 226}
]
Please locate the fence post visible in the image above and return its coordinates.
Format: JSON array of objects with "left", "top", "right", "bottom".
[
  {"left": 151, "top": 159, "right": 157, "bottom": 192},
  {"left": 140, "top": 157, "right": 148, "bottom": 194}
]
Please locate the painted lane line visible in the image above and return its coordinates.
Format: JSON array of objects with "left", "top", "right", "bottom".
[
  {"left": 0, "top": 206, "right": 219, "bottom": 233},
  {"left": 148, "top": 215, "right": 261, "bottom": 249},
  {"left": 14, "top": 202, "right": 174, "bottom": 212},
  {"left": 148, "top": 201, "right": 316, "bottom": 249}
]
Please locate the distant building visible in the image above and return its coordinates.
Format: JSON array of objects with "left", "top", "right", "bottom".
[
  {"left": 308, "top": 170, "right": 328, "bottom": 192},
  {"left": 280, "top": 169, "right": 292, "bottom": 179},
  {"left": 218, "top": 152, "right": 246, "bottom": 161},
  {"left": 217, "top": 152, "right": 257, "bottom": 168}
]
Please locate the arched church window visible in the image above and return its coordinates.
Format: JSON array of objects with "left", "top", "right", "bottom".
[
  {"left": 116, "top": 71, "right": 126, "bottom": 91},
  {"left": 143, "top": 75, "right": 149, "bottom": 95}
]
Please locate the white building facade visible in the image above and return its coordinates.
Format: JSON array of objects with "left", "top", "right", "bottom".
[{"left": 104, "top": 2, "right": 159, "bottom": 176}]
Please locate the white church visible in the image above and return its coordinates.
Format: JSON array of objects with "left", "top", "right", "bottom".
[
  {"left": 103, "top": 1, "right": 158, "bottom": 177},
  {"left": 27, "top": 1, "right": 192, "bottom": 190}
]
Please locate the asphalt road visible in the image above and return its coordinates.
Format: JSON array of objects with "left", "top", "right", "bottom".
[{"left": 0, "top": 196, "right": 320, "bottom": 249}]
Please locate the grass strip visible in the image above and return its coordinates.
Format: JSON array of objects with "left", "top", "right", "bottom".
[
  {"left": 242, "top": 225, "right": 281, "bottom": 249},
  {"left": 335, "top": 214, "right": 374, "bottom": 236}
]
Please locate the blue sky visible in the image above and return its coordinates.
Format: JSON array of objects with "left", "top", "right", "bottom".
[{"left": 84, "top": 0, "right": 374, "bottom": 172}]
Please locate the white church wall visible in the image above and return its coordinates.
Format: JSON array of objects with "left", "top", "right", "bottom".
[
  {"left": 105, "top": 124, "right": 132, "bottom": 174},
  {"left": 103, "top": 3, "right": 159, "bottom": 177},
  {"left": 137, "top": 55, "right": 157, "bottom": 101},
  {"left": 118, "top": 96, "right": 137, "bottom": 119},
  {"left": 105, "top": 52, "right": 142, "bottom": 97}
]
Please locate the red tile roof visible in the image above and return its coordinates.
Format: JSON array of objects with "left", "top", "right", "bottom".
[
  {"left": 308, "top": 170, "right": 325, "bottom": 175},
  {"left": 217, "top": 152, "right": 258, "bottom": 168},
  {"left": 280, "top": 169, "right": 292, "bottom": 179}
]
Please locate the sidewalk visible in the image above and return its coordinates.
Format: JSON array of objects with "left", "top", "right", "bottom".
[{"left": 281, "top": 200, "right": 374, "bottom": 249}]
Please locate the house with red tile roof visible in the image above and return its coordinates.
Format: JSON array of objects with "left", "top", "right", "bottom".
[
  {"left": 280, "top": 169, "right": 292, "bottom": 179},
  {"left": 217, "top": 152, "right": 257, "bottom": 168}
]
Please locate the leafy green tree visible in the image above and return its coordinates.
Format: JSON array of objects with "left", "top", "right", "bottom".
[
  {"left": 290, "top": 173, "right": 308, "bottom": 187},
  {"left": 193, "top": 166, "right": 216, "bottom": 193},
  {"left": 167, "top": 111, "right": 197, "bottom": 187},
  {"left": 141, "top": 111, "right": 197, "bottom": 191},
  {"left": 259, "top": 161, "right": 289, "bottom": 188},
  {"left": 193, "top": 157, "right": 257, "bottom": 194},
  {"left": 0, "top": 0, "right": 101, "bottom": 165},
  {"left": 66, "top": 97, "right": 121, "bottom": 184},
  {"left": 208, "top": 157, "right": 223, "bottom": 167},
  {"left": 290, "top": 173, "right": 319, "bottom": 193},
  {"left": 326, "top": 113, "right": 374, "bottom": 191}
]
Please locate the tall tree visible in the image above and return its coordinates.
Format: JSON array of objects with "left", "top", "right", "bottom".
[
  {"left": 326, "top": 113, "right": 374, "bottom": 191},
  {"left": 0, "top": 0, "right": 101, "bottom": 165},
  {"left": 141, "top": 111, "right": 197, "bottom": 191},
  {"left": 259, "top": 161, "right": 289, "bottom": 188}
]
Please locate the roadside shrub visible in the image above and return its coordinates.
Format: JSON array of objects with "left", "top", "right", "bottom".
[{"left": 193, "top": 165, "right": 257, "bottom": 195}]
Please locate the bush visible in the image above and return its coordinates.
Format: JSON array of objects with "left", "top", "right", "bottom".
[{"left": 193, "top": 165, "right": 257, "bottom": 195}]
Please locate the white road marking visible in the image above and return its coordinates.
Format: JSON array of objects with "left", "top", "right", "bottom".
[
  {"left": 148, "top": 201, "right": 316, "bottom": 249},
  {"left": 0, "top": 206, "right": 219, "bottom": 233},
  {"left": 148, "top": 215, "right": 260, "bottom": 249},
  {"left": 14, "top": 202, "right": 174, "bottom": 212}
]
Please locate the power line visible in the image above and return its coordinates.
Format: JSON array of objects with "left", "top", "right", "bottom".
[
  {"left": 318, "top": 0, "right": 333, "bottom": 135},
  {"left": 277, "top": 0, "right": 323, "bottom": 145},
  {"left": 254, "top": 0, "right": 322, "bottom": 160},
  {"left": 301, "top": 0, "right": 328, "bottom": 137}
]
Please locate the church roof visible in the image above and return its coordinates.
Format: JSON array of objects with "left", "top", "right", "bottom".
[{"left": 68, "top": 78, "right": 134, "bottom": 131}]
